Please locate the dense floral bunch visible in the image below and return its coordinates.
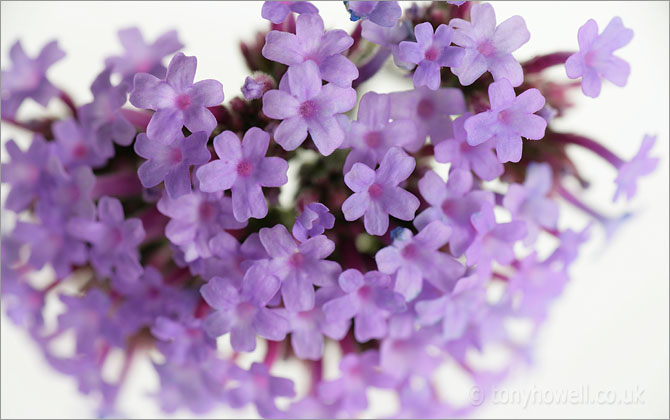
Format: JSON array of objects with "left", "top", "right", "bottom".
[{"left": 0, "top": 1, "right": 659, "bottom": 418}]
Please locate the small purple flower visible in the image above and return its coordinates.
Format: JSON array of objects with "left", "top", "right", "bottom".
[
  {"left": 193, "top": 232, "right": 268, "bottom": 285},
  {"left": 389, "top": 86, "right": 466, "bottom": 145},
  {"left": 262, "top": 13, "right": 358, "bottom": 86},
  {"left": 105, "top": 27, "right": 183, "bottom": 85},
  {"left": 565, "top": 17, "right": 633, "bottom": 98},
  {"left": 346, "top": 1, "right": 402, "bottom": 27},
  {"left": 226, "top": 362, "right": 296, "bottom": 419},
  {"left": 1, "top": 136, "right": 68, "bottom": 212},
  {"left": 546, "top": 223, "right": 592, "bottom": 266},
  {"left": 67, "top": 196, "right": 145, "bottom": 281},
  {"left": 449, "top": 2, "right": 530, "bottom": 86},
  {"left": 135, "top": 130, "right": 209, "bottom": 199},
  {"left": 464, "top": 79, "right": 547, "bottom": 163},
  {"left": 79, "top": 68, "right": 136, "bottom": 153},
  {"left": 293, "top": 202, "right": 335, "bottom": 242},
  {"left": 503, "top": 162, "right": 559, "bottom": 244},
  {"left": 130, "top": 52, "right": 224, "bottom": 140},
  {"left": 343, "top": 91, "right": 418, "bottom": 172},
  {"left": 259, "top": 224, "right": 341, "bottom": 312},
  {"left": 241, "top": 72, "right": 275, "bottom": 100},
  {"left": 508, "top": 253, "right": 568, "bottom": 321},
  {"left": 342, "top": 148, "right": 420, "bottom": 236},
  {"left": 52, "top": 117, "right": 109, "bottom": 169},
  {"left": 157, "top": 188, "right": 247, "bottom": 262},
  {"left": 414, "top": 168, "right": 494, "bottom": 256},
  {"left": 398, "top": 22, "right": 464, "bottom": 90},
  {"left": 200, "top": 271, "right": 289, "bottom": 352},
  {"left": 375, "top": 221, "right": 465, "bottom": 300},
  {"left": 1, "top": 40, "right": 65, "bottom": 118},
  {"left": 196, "top": 127, "right": 289, "bottom": 221},
  {"left": 322, "top": 269, "right": 406, "bottom": 342},
  {"left": 466, "top": 201, "right": 527, "bottom": 276},
  {"left": 379, "top": 329, "right": 442, "bottom": 380},
  {"left": 262, "top": 60, "right": 356, "bottom": 155},
  {"left": 434, "top": 113, "right": 504, "bottom": 181},
  {"left": 151, "top": 316, "right": 217, "bottom": 365},
  {"left": 614, "top": 135, "right": 659, "bottom": 202},
  {"left": 261, "top": 1, "right": 318, "bottom": 24}
]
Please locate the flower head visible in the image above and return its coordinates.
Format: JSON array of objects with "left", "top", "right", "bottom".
[
  {"left": 261, "top": 1, "right": 318, "bottom": 24},
  {"left": 614, "top": 135, "right": 659, "bottom": 202},
  {"left": 293, "top": 202, "right": 335, "bottom": 242}
]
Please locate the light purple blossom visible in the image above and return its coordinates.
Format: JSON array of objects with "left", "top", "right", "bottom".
[
  {"left": 398, "top": 22, "right": 464, "bottom": 90},
  {"left": 241, "top": 73, "right": 275, "bottom": 100},
  {"left": 614, "top": 135, "right": 659, "bottom": 202},
  {"left": 293, "top": 202, "right": 335, "bottom": 242},
  {"left": 130, "top": 52, "right": 224, "bottom": 140},
  {"left": 226, "top": 362, "right": 296, "bottom": 418},
  {"left": 449, "top": 2, "right": 530, "bottom": 86},
  {"left": 192, "top": 232, "right": 268, "bottom": 285},
  {"left": 262, "top": 60, "right": 356, "bottom": 155},
  {"left": 346, "top": 1, "right": 402, "bottom": 27},
  {"left": 259, "top": 224, "right": 341, "bottom": 312},
  {"left": 135, "top": 130, "right": 210, "bottom": 199},
  {"left": 196, "top": 127, "right": 289, "bottom": 221},
  {"left": 375, "top": 221, "right": 465, "bottom": 300},
  {"left": 52, "top": 117, "right": 109, "bottom": 169},
  {"left": 262, "top": 12, "right": 358, "bottom": 86},
  {"left": 106, "top": 27, "right": 183, "bottom": 85},
  {"left": 1, "top": 40, "right": 65, "bottom": 118},
  {"left": 361, "top": 20, "right": 411, "bottom": 68},
  {"left": 151, "top": 316, "right": 216, "bottom": 365},
  {"left": 565, "top": 17, "right": 633, "bottom": 98},
  {"left": 503, "top": 162, "right": 558, "bottom": 244},
  {"left": 379, "top": 329, "right": 442, "bottom": 380},
  {"left": 508, "top": 253, "right": 568, "bottom": 321},
  {"left": 322, "top": 269, "right": 406, "bottom": 342},
  {"left": 343, "top": 91, "right": 418, "bottom": 172},
  {"left": 389, "top": 86, "right": 466, "bottom": 145},
  {"left": 342, "top": 148, "right": 420, "bottom": 236},
  {"left": 200, "top": 271, "right": 289, "bottom": 352},
  {"left": 434, "top": 113, "right": 504, "bottom": 181},
  {"left": 261, "top": 1, "right": 318, "bottom": 24},
  {"left": 464, "top": 79, "right": 547, "bottom": 163}
]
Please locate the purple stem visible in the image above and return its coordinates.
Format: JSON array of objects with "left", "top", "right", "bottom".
[
  {"left": 522, "top": 51, "right": 574, "bottom": 74},
  {"left": 264, "top": 340, "right": 281, "bottom": 368},
  {"left": 59, "top": 90, "right": 78, "bottom": 117},
  {"left": 552, "top": 133, "right": 625, "bottom": 168},
  {"left": 556, "top": 184, "right": 605, "bottom": 221},
  {"left": 92, "top": 171, "right": 143, "bottom": 199},
  {"left": 352, "top": 47, "right": 392, "bottom": 89}
]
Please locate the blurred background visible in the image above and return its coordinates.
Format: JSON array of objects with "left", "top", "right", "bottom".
[{"left": 1, "top": 1, "right": 668, "bottom": 418}]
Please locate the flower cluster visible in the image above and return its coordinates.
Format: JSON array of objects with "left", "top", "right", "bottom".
[{"left": 1, "top": 1, "right": 658, "bottom": 418}]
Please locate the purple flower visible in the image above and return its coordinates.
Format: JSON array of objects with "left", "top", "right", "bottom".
[
  {"left": 241, "top": 73, "right": 275, "bottom": 100},
  {"left": 464, "top": 79, "right": 547, "bottom": 163},
  {"left": 547, "top": 223, "right": 592, "bottom": 266},
  {"left": 414, "top": 169, "right": 494, "bottom": 256},
  {"left": 565, "top": 17, "right": 633, "bottom": 98},
  {"left": 361, "top": 20, "right": 411, "bottom": 68},
  {"left": 346, "top": 1, "right": 402, "bottom": 27},
  {"left": 135, "top": 130, "right": 209, "bottom": 199},
  {"left": 282, "top": 287, "right": 350, "bottom": 359},
  {"left": 465, "top": 201, "right": 527, "bottom": 276},
  {"left": 105, "top": 27, "right": 183, "bottom": 85},
  {"left": 389, "top": 86, "right": 466, "bottom": 145},
  {"left": 259, "top": 224, "right": 341, "bottom": 312},
  {"left": 503, "top": 162, "right": 558, "bottom": 244},
  {"left": 343, "top": 91, "right": 418, "bottom": 172},
  {"left": 1, "top": 40, "right": 65, "bottom": 118},
  {"left": 322, "top": 269, "right": 406, "bottom": 342},
  {"left": 292, "top": 202, "right": 335, "bottom": 242},
  {"left": 379, "top": 329, "right": 442, "bottom": 380},
  {"left": 614, "top": 135, "right": 659, "bottom": 202},
  {"left": 151, "top": 316, "right": 216, "bottom": 365},
  {"left": 342, "top": 148, "right": 420, "bottom": 236},
  {"left": 508, "top": 253, "right": 568, "bottom": 321},
  {"left": 398, "top": 22, "right": 464, "bottom": 90},
  {"left": 262, "top": 13, "right": 358, "bottom": 86},
  {"left": 376, "top": 221, "right": 465, "bottom": 300},
  {"left": 449, "top": 2, "right": 530, "bottom": 86},
  {"left": 226, "top": 362, "right": 296, "bottom": 418},
  {"left": 261, "top": 1, "right": 318, "bottom": 24},
  {"left": 79, "top": 68, "right": 136, "bottom": 153},
  {"left": 157, "top": 188, "right": 246, "bottom": 262},
  {"left": 434, "top": 113, "right": 503, "bottom": 181},
  {"left": 200, "top": 271, "right": 289, "bottom": 352},
  {"left": 196, "top": 127, "right": 289, "bottom": 221},
  {"left": 67, "top": 196, "right": 145, "bottom": 281},
  {"left": 262, "top": 60, "right": 356, "bottom": 155},
  {"left": 52, "top": 117, "right": 109, "bottom": 169},
  {"left": 193, "top": 232, "right": 268, "bottom": 285},
  {"left": 1, "top": 136, "right": 68, "bottom": 212},
  {"left": 130, "top": 52, "right": 224, "bottom": 140}
]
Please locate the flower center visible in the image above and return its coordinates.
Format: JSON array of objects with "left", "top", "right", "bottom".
[
  {"left": 364, "top": 131, "right": 383, "bottom": 148},
  {"left": 198, "top": 202, "right": 216, "bottom": 221},
  {"left": 236, "top": 161, "right": 254, "bottom": 177},
  {"left": 169, "top": 147, "right": 183, "bottom": 164},
  {"left": 424, "top": 46, "right": 440, "bottom": 61},
  {"left": 288, "top": 252, "right": 304, "bottom": 268},
  {"left": 476, "top": 40, "right": 495, "bottom": 57},
  {"left": 174, "top": 93, "right": 192, "bottom": 110},
  {"left": 401, "top": 243, "right": 418, "bottom": 259},
  {"left": 368, "top": 183, "right": 383, "bottom": 199},
  {"left": 584, "top": 50, "right": 598, "bottom": 66},
  {"left": 497, "top": 109, "right": 513, "bottom": 124},
  {"left": 417, "top": 98, "right": 435, "bottom": 119},
  {"left": 299, "top": 100, "right": 317, "bottom": 118},
  {"left": 73, "top": 143, "right": 89, "bottom": 159},
  {"left": 236, "top": 302, "right": 257, "bottom": 320},
  {"left": 357, "top": 285, "right": 372, "bottom": 300}
]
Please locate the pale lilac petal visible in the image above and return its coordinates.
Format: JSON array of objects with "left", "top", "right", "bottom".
[
  {"left": 189, "top": 79, "right": 224, "bottom": 106},
  {"left": 254, "top": 309, "right": 289, "bottom": 341},
  {"left": 492, "top": 16, "right": 530, "bottom": 54},
  {"left": 577, "top": 19, "right": 599, "bottom": 50},
  {"left": 397, "top": 41, "right": 423, "bottom": 65},
  {"left": 241, "top": 127, "right": 270, "bottom": 162},
  {"left": 203, "top": 311, "right": 234, "bottom": 337},
  {"left": 488, "top": 79, "right": 516, "bottom": 110},
  {"left": 364, "top": 200, "right": 389, "bottom": 236},
  {"left": 413, "top": 60, "right": 441, "bottom": 90},
  {"left": 414, "top": 22, "right": 434, "bottom": 47},
  {"left": 200, "top": 277, "right": 239, "bottom": 310},
  {"left": 166, "top": 53, "right": 197, "bottom": 91},
  {"left": 375, "top": 247, "right": 402, "bottom": 274},
  {"left": 344, "top": 162, "right": 375, "bottom": 192},
  {"left": 342, "top": 192, "right": 370, "bottom": 221},
  {"left": 495, "top": 133, "right": 523, "bottom": 163},
  {"left": 319, "top": 54, "right": 359, "bottom": 87},
  {"left": 274, "top": 117, "right": 308, "bottom": 151},
  {"left": 259, "top": 224, "right": 298, "bottom": 258},
  {"left": 581, "top": 68, "right": 602, "bottom": 98},
  {"left": 354, "top": 311, "right": 387, "bottom": 342},
  {"left": 383, "top": 187, "right": 419, "bottom": 221},
  {"left": 282, "top": 274, "right": 315, "bottom": 312},
  {"left": 196, "top": 160, "right": 237, "bottom": 192},
  {"left": 395, "top": 265, "right": 423, "bottom": 301},
  {"left": 322, "top": 294, "right": 359, "bottom": 322},
  {"left": 464, "top": 112, "right": 498, "bottom": 146},
  {"left": 376, "top": 148, "right": 415, "bottom": 186},
  {"left": 183, "top": 105, "right": 217, "bottom": 136},
  {"left": 147, "top": 108, "right": 183, "bottom": 140},
  {"left": 231, "top": 325, "right": 257, "bottom": 352},
  {"left": 232, "top": 181, "right": 267, "bottom": 221},
  {"left": 262, "top": 31, "right": 303, "bottom": 65},
  {"left": 164, "top": 164, "right": 191, "bottom": 198},
  {"left": 256, "top": 157, "right": 289, "bottom": 187},
  {"left": 317, "top": 29, "right": 353, "bottom": 57},
  {"left": 338, "top": 269, "right": 365, "bottom": 293},
  {"left": 291, "top": 328, "right": 323, "bottom": 360},
  {"left": 306, "top": 116, "right": 345, "bottom": 156},
  {"left": 288, "top": 61, "right": 322, "bottom": 101},
  {"left": 451, "top": 48, "right": 488, "bottom": 85},
  {"left": 213, "top": 131, "right": 243, "bottom": 161},
  {"left": 489, "top": 54, "right": 524, "bottom": 87},
  {"left": 418, "top": 170, "right": 447, "bottom": 206},
  {"left": 262, "top": 90, "right": 300, "bottom": 119}
]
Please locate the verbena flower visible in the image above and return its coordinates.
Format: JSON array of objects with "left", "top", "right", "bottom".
[
  {"left": 614, "top": 135, "right": 659, "bottom": 201},
  {"left": 292, "top": 202, "right": 335, "bottom": 242},
  {"left": 261, "top": 1, "right": 318, "bottom": 24}
]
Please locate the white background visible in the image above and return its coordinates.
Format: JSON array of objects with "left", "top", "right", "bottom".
[{"left": 1, "top": 1, "right": 668, "bottom": 418}]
